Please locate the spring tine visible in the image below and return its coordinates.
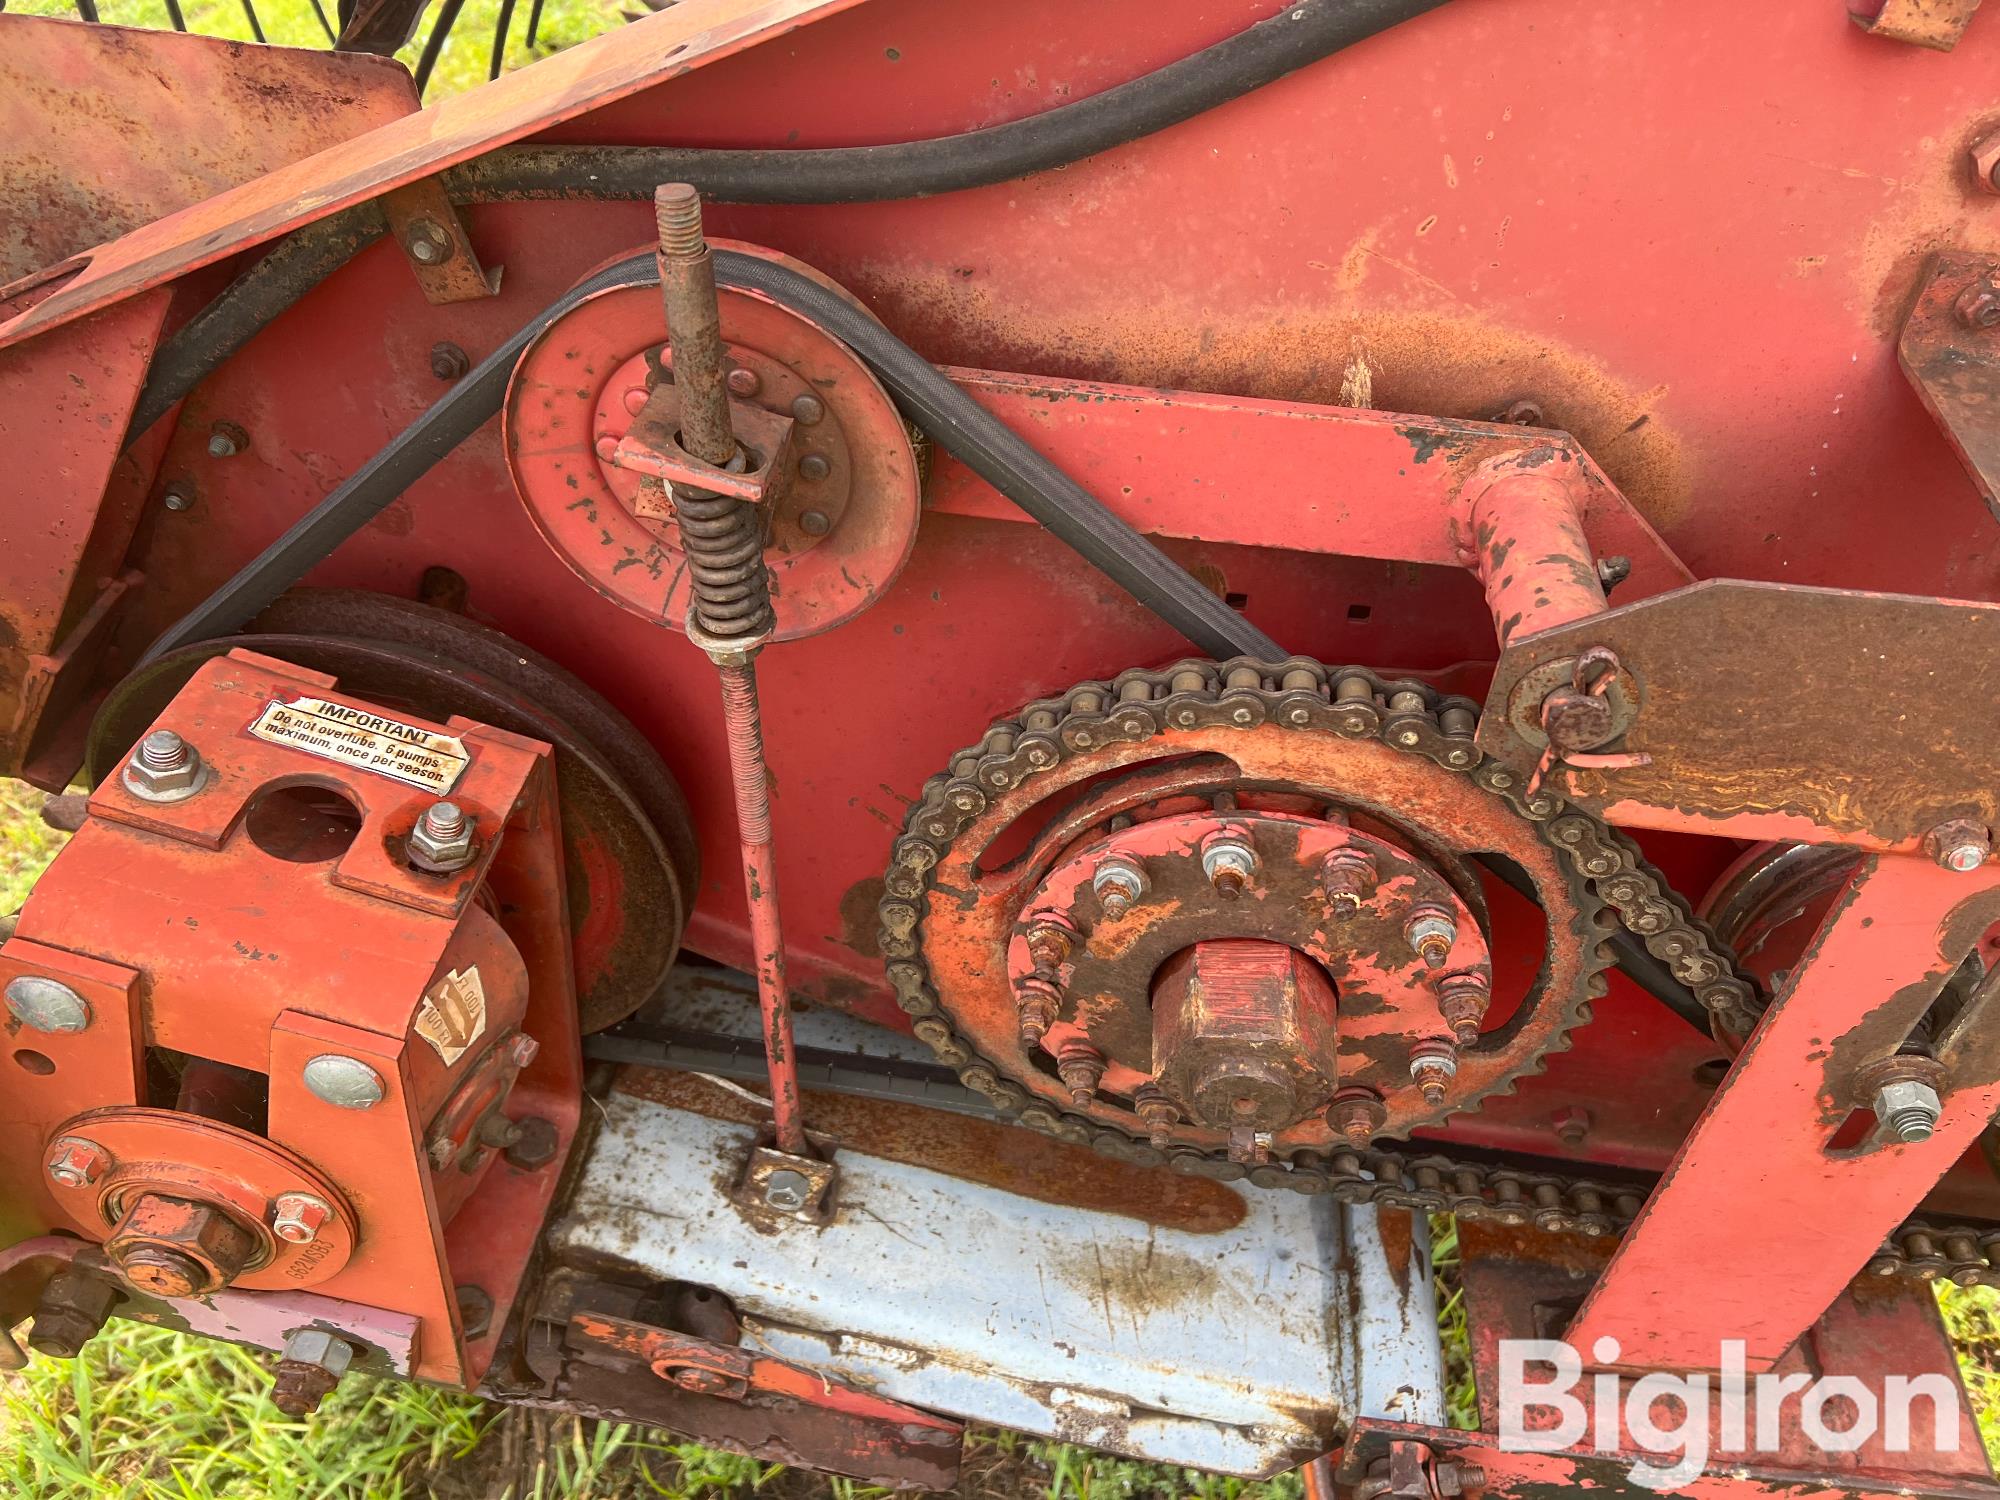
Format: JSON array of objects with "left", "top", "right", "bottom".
[
  {"left": 163, "top": 0, "right": 187, "bottom": 29},
  {"left": 305, "top": 0, "right": 336, "bottom": 44},
  {"left": 74, "top": 0, "right": 100, "bottom": 21},
  {"left": 488, "top": 0, "right": 516, "bottom": 80},
  {"left": 413, "top": 0, "right": 465, "bottom": 97},
  {"left": 239, "top": 0, "right": 266, "bottom": 41},
  {"left": 524, "top": 0, "right": 545, "bottom": 49}
]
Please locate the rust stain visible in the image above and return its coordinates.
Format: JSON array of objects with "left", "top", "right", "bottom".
[
  {"left": 855, "top": 263, "right": 1694, "bottom": 533},
  {"left": 614, "top": 1067, "right": 1250, "bottom": 1234},
  {"left": 1859, "top": 111, "right": 2000, "bottom": 340}
]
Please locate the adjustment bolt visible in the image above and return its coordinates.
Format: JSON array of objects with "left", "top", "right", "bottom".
[
  {"left": 1092, "top": 856, "right": 1147, "bottom": 920},
  {"left": 270, "top": 1328, "right": 354, "bottom": 1417},
  {"left": 302, "top": 1055, "right": 385, "bottom": 1110},
  {"left": 1328, "top": 1088, "right": 1387, "bottom": 1147},
  {"left": 1056, "top": 1040, "right": 1106, "bottom": 1106},
  {"left": 1875, "top": 1079, "right": 1943, "bottom": 1143},
  {"left": 270, "top": 1193, "right": 332, "bottom": 1246},
  {"left": 123, "top": 729, "right": 207, "bottom": 803},
  {"left": 1405, "top": 908, "right": 1459, "bottom": 969},
  {"left": 1133, "top": 1084, "right": 1179, "bottom": 1149},
  {"left": 1200, "top": 836, "right": 1258, "bottom": 900},
  {"left": 1409, "top": 1042, "right": 1459, "bottom": 1108},
  {"left": 1321, "top": 848, "right": 1377, "bottom": 915},
  {"left": 1924, "top": 819, "right": 1991, "bottom": 873},
  {"left": 791, "top": 393, "right": 826, "bottom": 425},
  {"left": 5, "top": 975, "right": 91, "bottom": 1034},
  {"left": 763, "top": 1168, "right": 811, "bottom": 1212},
  {"left": 726, "top": 367, "right": 762, "bottom": 397},
  {"left": 407, "top": 800, "right": 477, "bottom": 874},
  {"left": 45, "top": 1137, "right": 108, "bottom": 1188}
]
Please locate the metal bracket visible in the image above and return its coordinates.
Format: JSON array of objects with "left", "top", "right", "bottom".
[
  {"left": 733, "top": 1140, "right": 838, "bottom": 1220},
  {"left": 611, "top": 382, "right": 796, "bottom": 504},
  {"left": 1900, "top": 250, "right": 2000, "bottom": 522},
  {"left": 378, "top": 178, "right": 500, "bottom": 305},
  {"left": 1849, "top": 0, "right": 1984, "bottom": 50}
]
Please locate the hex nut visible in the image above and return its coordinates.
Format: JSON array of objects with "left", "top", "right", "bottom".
[
  {"left": 406, "top": 802, "right": 477, "bottom": 873},
  {"left": 1875, "top": 1079, "right": 1943, "bottom": 1143},
  {"left": 763, "top": 1168, "right": 811, "bottom": 1211},
  {"left": 105, "top": 1193, "right": 257, "bottom": 1298},
  {"left": 46, "top": 1137, "right": 109, "bottom": 1188},
  {"left": 271, "top": 1193, "right": 332, "bottom": 1245},
  {"left": 122, "top": 730, "right": 207, "bottom": 803}
]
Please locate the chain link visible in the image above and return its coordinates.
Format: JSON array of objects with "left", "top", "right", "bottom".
[{"left": 877, "top": 655, "right": 1991, "bottom": 1286}]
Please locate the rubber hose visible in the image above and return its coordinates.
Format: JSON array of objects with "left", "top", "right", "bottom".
[
  {"left": 123, "top": 0, "right": 1446, "bottom": 442},
  {"left": 141, "top": 252, "right": 1281, "bottom": 663}
]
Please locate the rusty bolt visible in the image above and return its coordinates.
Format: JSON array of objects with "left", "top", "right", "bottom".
[
  {"left": 1553, "top": 1105, "right": 1593, "bottom": 1146},
  {"left": 123, "top": 729, "right": 206, "bottom": 803},
  {"left": 798, "top": 453, "right": 832, "bottom": 482},
  {"left": 402, "top": 217, "right": 451, "bottom": 265},
  {"left": 106, "top": 1193, "right": 257, "bottom": 1298},
  {"left": 430, "top": 342, "right": 470, "bottom": 381},
  {"left": 1328, "top": 1088, "right": 1387, "bottom": 1146},
  {"left": 206, "top": 421, "right": 247, "bottom": 459},
  {"left": 1925, "top": 819, "right": 1991, "bottom": 872},
  {"left": 1409, "top": 1041, "right": 1459, "bottom": 1108},
  {"left": 1405, "top": 908, "right": 1458, "bottom": 969},
  {"left": 271, "top": 1193, "right": 332, "bottom": 1246},
  {"left": 1596, "top": 554, "right": 1633, "bottom": 591},
  {"left": 791, "top": 393, "right": 826, "bottom": 425},
  {"left": 1133, "top": 1084, "right": 1179, "bottom": 1148},
  {"left": 1056, "top": 1039, "right": 1106, "bottom": 1105},
  {"left": 1954, "top": 278, "right": 2000, "bottom": 331},
  {"left": 1014, "top": 973, "right": 1061, "bottom": 1044},
  {"left": 1498, "top": 399, "right": 1545, "bottom": 427},
  {"left": 672, "top": 1366, "right": 733, "bottom": 1394},
  {"left": 1025, "top": 914, "right": 1077, "bottom": 968},
  {"left": 1200, "top": 835, "right": 1258, "bottom": 900},
  {"left": 725, "top": 366, "right": 762, "bottom": 398},
  {"left": 45, "top": 1136, "right": 109, "bottom": 1188},
  {"left": 1973, "top": 131, "right": 2000, "bottom": 196},
  {"left": 407, "top": 800, "right": 477, "bottom": 873},
  {"left": 1322, "top": 848, "right": 1377, "bottom": 915},
  {"left": 1092, "top": 856, "right": 1147, "bottom": 919},
  {"left": 271, "top": 1328, "right": 354, "bottom": 1417},
  {"left": 27, "top": 1269, "right": 120, "bottom": 1359},
  {"left": 798, "top": 509, "right": 832, "bottom": 537},
  {"left": 1435, "top": 970, "right": 1491, "bottom": 1046}
]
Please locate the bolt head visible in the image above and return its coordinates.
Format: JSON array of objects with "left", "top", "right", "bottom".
[
  {"left": 45, "top": 1137, "right": 108, "bottom": 1188},
  {"left": 1199, "top": 837, "right": 1257, "bottom": 898},
  {"left": 763, "top": 1168, "right": 811, "bottom": 1211},
  {"left": 122, "top": 731, "right": 205, "bottom": 802},
  {"left": 1092, "top": 857, "right": 1147, "bottom": 918},
  {"left": 407, "top": 803, "right": 476, "bottom": 872},
  {"left": 790, "top": 393, "right": 826, "bottom": 425},
  {"left": 281, "top": 1328, "right": 354, "bottom": 1377},
  {"left": 1925, "top": 819, "right": 1991, "bottom": 872},
  {"left": 798, "top": 509, "right": 831, "bottom": 537},
  {"left": 302, "top": 1054, "right": 385, "bottom": 1110},
  {"left": 797, "top": 453, "right": 832, "bottom": 483},
  {"left": 1405, "top": 910, "right": 1459, "bottom": 969},
  {"left": 1954, "top": 279, "right": 2000, "bottom": 331},
  {"left": 6, "top": 975, "right": 90, "bottom": 1033},
  {"left": 725, "top": 367, "right": 762, "bottom": 397},
  {"left": 271, "top": 1193, "right": 332, "bottom": 1245},
  {"left": 429, "top": 342, "right": 470, "bottom": 381}
]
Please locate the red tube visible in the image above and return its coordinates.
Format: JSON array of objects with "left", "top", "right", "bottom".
[{"left": 1462, "top": 454, "right": 1607, "bottom": 648}]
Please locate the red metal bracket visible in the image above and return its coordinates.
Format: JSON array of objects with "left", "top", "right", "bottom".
[{"left": 1900, "top": 250, "right": 2000, "bottom": 523}]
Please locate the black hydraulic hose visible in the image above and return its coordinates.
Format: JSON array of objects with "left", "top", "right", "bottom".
[
  {"left": 122, "top": 0, "right": 1446, "bottom": 443},
  {"left": 445, "top": 0, "right": 1448, "bottom": 205},
  {"left": 142, "top": 252, "right": 1281, "bottom": 663}
]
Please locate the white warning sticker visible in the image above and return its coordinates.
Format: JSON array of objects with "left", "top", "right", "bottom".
[{"left": 248, "top": 696, "right": 469, "bottom": 794}]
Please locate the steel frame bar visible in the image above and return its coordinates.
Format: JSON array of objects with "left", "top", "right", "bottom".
[{"left": 1569, "top": 853, "right": 2000, "bottom": 1372}]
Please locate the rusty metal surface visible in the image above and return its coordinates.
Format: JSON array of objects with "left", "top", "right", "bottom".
[
  {"left": 1901, "top": 250, "right": 2000, "bottom": 521},
  {"left": 379, "top": 178, "right": 503, "bottom": 305},
  {"left": 0, "top": 0, "right": 862, "bottom": 349},
  {"left": 86, "top": 593, "right": 697, "bottom": 1032},
  {"left": 1480, "top": 580, "right": 2000, "bottom": 847},
  {"left": 0, "top": 16, "right": 416, "bottom": 288},
  {"left": 505, "top": 263, "right": 920, "bottom": 641},
  {"left": 1850, "top": 0, "right": 1985, "bottom": 50},
  {"left": 560, "top": 1310, "right": 962, "bottom": 1490}
]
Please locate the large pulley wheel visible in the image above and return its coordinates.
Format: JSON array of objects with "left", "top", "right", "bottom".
[
  {"left": 87, "top": 590, "right": 698, "bottom": 1033},
  {"left": 502, "top": 242, "right": 922, "bottom": 641},
  {"left": 882, "top": 658, "right": 1617, "bottom": 1168}
]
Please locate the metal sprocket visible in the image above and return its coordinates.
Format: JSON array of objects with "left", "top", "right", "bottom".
[{"left": 879, "top": 656, "right": 1752, "bottom": 1182}]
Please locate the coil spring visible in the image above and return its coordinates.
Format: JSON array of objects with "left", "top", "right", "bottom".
[{"left": 675, "top": 487, "right": 774, "bottom": 641}]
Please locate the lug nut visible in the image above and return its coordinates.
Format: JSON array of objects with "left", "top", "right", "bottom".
[
  {"left": 1328, "top": 1088, "right": 1387, "bottom": 1146},
  {"left": 45, "top": 1137, "right": 108, "bottom": 1188},
  {"left": 1056, "top": 1040, "right": 1106, "bottom": 1105},
  {"left": 1434, "top": 970, "right": 1491, "bottom": 1046},
  {"left": 1924, "top": 819, "right": 1991, "bottom": 873},
  {"left": 271, "top": 1193, "right": 332, "bottom": 1246},
  {"left": 1409, "top": 1042, "right": 1459, "bottom": 1108},
  {"left": 1092, "top": 857, "right": 1147, "bottom": 920},
  {"left": 1133, "top": 1084, "right": 1179, "bottom": 1148},
  {"left": 1322, "top": 849, "right": 1376, "bottom": 915},
  {"left": 1875, "top": 1079, "right": 1943, "bottom": 1143},
  {"left": 1405, "top": 908, "right": 1458, "bottom": 969},
  {"left": 1200, "top": 835, "right": 1257, "bottom": 900}
]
